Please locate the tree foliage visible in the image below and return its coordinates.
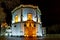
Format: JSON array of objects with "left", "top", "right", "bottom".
[
  {"left": 47, "top": 24, "right": 60, "bottom": 34},
  {"left": 0, "top": 7, "right": 6, "bottom": 22}
]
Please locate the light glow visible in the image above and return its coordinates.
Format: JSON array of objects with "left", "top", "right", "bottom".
[
  {"left": 15, "top": 15, "right": 18, "bottom": 22},
  {"left": 24, "top": 13, "right": 36, "bottom": 37}
]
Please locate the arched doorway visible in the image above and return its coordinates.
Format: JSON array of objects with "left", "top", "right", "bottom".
[{"left": 24, "top": 13, "right": 36, "bottom": 37}]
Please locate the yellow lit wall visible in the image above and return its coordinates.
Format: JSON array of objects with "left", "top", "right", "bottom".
[
  {"left": 15, "top": 15, "right": 18, "bottom": 22},
  {"left": 27, "top": 13, "right": 32, "bottom": 20},
  {"left": 24, "top": 13, "right": 36, "bottom": 37}
]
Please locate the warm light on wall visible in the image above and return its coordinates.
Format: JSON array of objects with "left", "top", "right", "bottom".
[
  {"left": 31, "top": 23, "right": 34, "bottom": 27},
  {"left": 15, "top": 15, "right": 18, "bottom": 22},
  {"left": 24, "top": 13, "right": 36, "bottom": 37},
  {"left": 26, "top": 23, "right": 29, "bottom": 27},
  {"left": 27, "top": 13, "right": 32, "bottom": 20}
]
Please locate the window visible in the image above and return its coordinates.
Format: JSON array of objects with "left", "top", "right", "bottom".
[
  {"left": 24, "top": 23, "right": 26, "bottom": 27},
  {"left": 34, "top": 24, "right": 36, "bottom": 27},
  {"left": 15, "top": 15, "right": 18, "bottom": 22},
  {"left": 22, "top": 8, "right": 37, "bottom": 21},
  {"left": 14, "top": 25, "right": 16, "bottom": 27}
]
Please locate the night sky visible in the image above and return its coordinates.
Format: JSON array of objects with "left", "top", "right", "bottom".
[
  {"left": 19, "top": 0, "right": 60, "bottom": 27},
  {"left": 1, "top": 0, "right": 60, "bottom": 27}
]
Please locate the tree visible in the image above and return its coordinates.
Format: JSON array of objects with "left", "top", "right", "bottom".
[
  {"left": 0, "top": 7, "right": 6, "bottom": 36},
  {"left": 47, "top": 24, "right": 60, "bottom": 34},
  {"left": 0, "top": 7, "right": 6, "bottom": 22}
]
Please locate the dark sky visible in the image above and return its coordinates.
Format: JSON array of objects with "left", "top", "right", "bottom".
[
  {"left": 1, "top": 0, "right": 60, "bottom": 27},
  {"left": 20, "top": 0, "right": 60, "bottom": 27}
]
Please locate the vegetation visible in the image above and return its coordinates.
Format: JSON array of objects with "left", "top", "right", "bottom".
[{"left": 47, "top": 24, "right": 60, "bottom": 34}]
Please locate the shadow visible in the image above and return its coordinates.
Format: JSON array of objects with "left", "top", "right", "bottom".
[{"left": 0, "top": 36, "right": 7, "bottom": 40}]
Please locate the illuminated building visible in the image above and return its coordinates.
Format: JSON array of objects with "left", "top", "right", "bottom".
[{"left": 11, "top": 5, "right": 43, "bottom": 36}]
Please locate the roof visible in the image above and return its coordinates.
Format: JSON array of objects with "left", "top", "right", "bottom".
[{"left": 11, "top": 4, "right": 41, "bottom": 15}]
